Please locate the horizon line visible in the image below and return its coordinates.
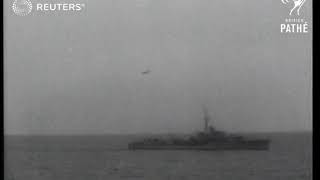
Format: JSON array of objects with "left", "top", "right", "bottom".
[{"left": 4, "top": 130, "right": 312, "bottom": 136}]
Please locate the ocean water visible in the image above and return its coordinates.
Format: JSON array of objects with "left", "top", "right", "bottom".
[{"left": 5, "top": 133, "right": 312, "bottom": 180}]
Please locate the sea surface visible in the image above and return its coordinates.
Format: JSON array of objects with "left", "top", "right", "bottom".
[{"left": 5, "top": 132, "right": 312, "bottom": 180}]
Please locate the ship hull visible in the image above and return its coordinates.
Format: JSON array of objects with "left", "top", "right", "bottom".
[{"left": 129, "top": 140, "right": 270, "bottom": 151}]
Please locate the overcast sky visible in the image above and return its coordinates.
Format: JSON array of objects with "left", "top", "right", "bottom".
[{"left": 4, "top": 0, "right": 312, "bottom": 134}]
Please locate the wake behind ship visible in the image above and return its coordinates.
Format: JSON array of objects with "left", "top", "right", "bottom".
[{"left": 128, "top": 106, "right": 270, "bottom": 151}]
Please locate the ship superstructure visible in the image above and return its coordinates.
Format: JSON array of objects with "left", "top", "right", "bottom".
[{"left": 128, "top": 106, "right": 270, "bottom": 151}]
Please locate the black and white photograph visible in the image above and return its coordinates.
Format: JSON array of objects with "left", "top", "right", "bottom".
[{"left": 4, "top": 0, "right": 312, "bottom": 179}]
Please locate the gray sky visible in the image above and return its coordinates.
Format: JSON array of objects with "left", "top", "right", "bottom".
[{"left": 4, "top": 0, "right": 312, "bottom": 134}]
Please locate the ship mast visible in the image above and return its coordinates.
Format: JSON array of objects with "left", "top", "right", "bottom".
[{"left": 202, "top": 105, "right": 210, "bottom": 133}]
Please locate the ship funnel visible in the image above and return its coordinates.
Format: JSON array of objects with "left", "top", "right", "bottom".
[{"left": 202, "top": 105, "right": 210, "bottom": 133}]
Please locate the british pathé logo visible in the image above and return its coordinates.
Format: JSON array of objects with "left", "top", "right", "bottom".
[
  {"left": 280, "top": 19, "right": 308, "bottom": 33},
  {"left": 281, "top": 0, "right": 306, "bottom": 16},
  {"left": 280, "top": 0, "right": 309, "bottom": 33},
  {"left": 12, "top": 0, "right": 33, "bottom": 16}
]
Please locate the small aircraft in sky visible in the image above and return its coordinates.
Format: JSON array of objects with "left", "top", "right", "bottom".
[{"left": 141, "top": 70, "right": 151, "bottom": 75}]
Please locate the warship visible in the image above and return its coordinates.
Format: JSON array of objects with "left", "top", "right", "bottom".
[{"left": 128, "top": 106, "right": 270, "bottom": 151}]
